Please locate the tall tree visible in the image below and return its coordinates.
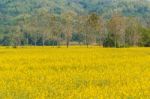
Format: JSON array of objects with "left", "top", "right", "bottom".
[
  {"left": 126, "top": 17, "right": 141, "bottom": 46},
  {"left": 38, "top": 9, "right": 50, "bottom": 46},
  {"left": 62, "top": 11, "right": 76, "bottom": 48},
  {"left": 108, "top": 14, "right": 126, "bottom": 47},
  {"left": 98, "top": 16, "right": 105, "bottom": 46}
]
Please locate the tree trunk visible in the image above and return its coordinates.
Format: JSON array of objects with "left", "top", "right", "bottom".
[
  {"left": 34, "top": 40, "right": 37, "bottom": 46},
  {"left": 66, "top": 39, "right": 69, "bottom": 48},
  {"left": 26, "top": 37, "right": 29, "bottom": 46},
  {"left": 42, "top": 39, "right": 45, "bottom": 46},
  {"left": 56, "top": 36, "right": 61, "bottom": 48},
  {"left": 86, "top": 43, "right": 89, "bottom": 48},
  {"left": 99, "top": 36, "right": 102, "bottom": 47},
  {"left": 79, "top": 41, "right": 81, "bottom": 46},
  {"left": 115, "top": 37, "right": 117, "bottom": 48},
  {"left": 85, "top": 32, "right": 88, "bottom": 48}
]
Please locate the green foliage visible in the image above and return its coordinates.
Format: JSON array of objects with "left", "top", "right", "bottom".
[{"left": 140, "top": 28, "right": 150, "bottom": 47}]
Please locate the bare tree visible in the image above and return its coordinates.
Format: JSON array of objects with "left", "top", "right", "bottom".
[
  {"left": 108, "top": 14, "right": 126, "bottom": 47},
  {"left": 62, "top": 11, "right": 76, "bottom": 48},
  {"left": 98, "top": 16, "right": 105, "bottom": 47},
  {"left": 126, "top": 17, "right": 141, "bottom": 46}
]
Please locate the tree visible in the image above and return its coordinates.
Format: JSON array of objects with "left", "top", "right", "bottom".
[
  {"left": 28, "top": 15, "right": 40, "bottom": 46},
  {"left": 37, "top": 9, "right": 51, "bottom": 46},
  {"left": 107, "top": 14, "right": 126, "bottom": 47},
  {"left": 140, "top": 27, "right": 150, "bottom": 47},
  {"left": 8, "top": 25, "right": 22, "bottom": 47},
  {"left": 97, "top": 16, "right": 105, "bottom": 46},
  {"left": 17, "top": 13, "right": 31, "bottom": 46},
  {"left": 88, "top": 13, "right": 99, "bottom": 45},
  {"left": 50, "top": 14, "right": 58, "bottom": 46},
  {"left": 49, "top": 15, "right": 63, "bottom": 47},
  {"left": 126, "top": 17, "right": 141, "bottom": 46},
  {"left": 62, "top": 11, "right": 76, "bottom": 48},
  {"left": 74, "top": 15, "right": 86, "bottom": 45},
  {"left": 83, "top": 13, "right": 99, "bottom": 47}
]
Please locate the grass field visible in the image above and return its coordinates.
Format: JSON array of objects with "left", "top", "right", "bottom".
[{"left": 0, "top": 46, "right": 150, "bottom": 99}]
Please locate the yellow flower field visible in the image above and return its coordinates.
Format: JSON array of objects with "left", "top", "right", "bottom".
[{"left": 0, "top": 46, "right": 149, "bottom": 99}]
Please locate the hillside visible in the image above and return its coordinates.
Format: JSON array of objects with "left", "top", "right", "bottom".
[
  {"left": 0, "top": 0, "right": 150, "bottom": 19},
  {"left": 0, "top": 0, "right": 150, "bottom": 47}
]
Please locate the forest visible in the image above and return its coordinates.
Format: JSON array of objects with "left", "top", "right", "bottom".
[{"left": 0, "top": 0, "right": 150, "bottom": 47}]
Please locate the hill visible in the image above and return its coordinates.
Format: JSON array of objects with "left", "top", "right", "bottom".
[
  {"left": 0, "top": 0, "right": 150, "bottom": 47},
  {"left": 0, "top": 0, "right": 150, "bottom": 19}
]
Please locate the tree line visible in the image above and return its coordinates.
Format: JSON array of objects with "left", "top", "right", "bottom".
[{"left": 0, "top": 11, "right": 150, "bottom": 47}]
